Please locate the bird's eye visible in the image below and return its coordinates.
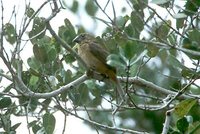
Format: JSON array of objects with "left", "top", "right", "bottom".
[{"left": 81, "top": 34, "right": 85, "bottom": 38}]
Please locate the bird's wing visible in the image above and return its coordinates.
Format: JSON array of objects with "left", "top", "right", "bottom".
[
  {"left": 89, "top": 42, "right": 116, "bottom": 72},
  {"left": 88, "top": 42, "right": 109, "bottom": 63}
]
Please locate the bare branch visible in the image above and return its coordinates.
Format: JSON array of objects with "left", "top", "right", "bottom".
[
  {"left": 56, "top": 104, "right": 150, "bottom": 134},
  {"left": 126, "top": 35, "right": 200, "bottom": 57},
  {"left": 14, "top": 74, "right": 88, "bottom": 98},
  {"left": 120, "top": 76, "right": 192, "bottom": 99},
  {"left": 161, "top": 109, "right": 173, "bottom": 134}
]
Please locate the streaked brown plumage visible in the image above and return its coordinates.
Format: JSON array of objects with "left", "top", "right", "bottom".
[{"left": 73, "top": 33, "right": 125, "bottom": 100}]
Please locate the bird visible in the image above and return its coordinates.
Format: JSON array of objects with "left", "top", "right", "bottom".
[{"left": 73, "top": 33, "right": 125, "bottom": 100}]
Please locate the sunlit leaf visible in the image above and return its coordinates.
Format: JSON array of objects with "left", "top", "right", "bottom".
[
  {"left": 147, "top": 44, "right": 159, "bottom": 57},
  {"left": 174, "top": 99, "right": 197, "bottom": 118},
  {"left": 29, "top": 75, "right": 39, "bottom": 86}
]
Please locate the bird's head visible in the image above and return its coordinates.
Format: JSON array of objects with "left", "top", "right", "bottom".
[{"left": 73, "top": 33, "right": 95, "bottom": 44}]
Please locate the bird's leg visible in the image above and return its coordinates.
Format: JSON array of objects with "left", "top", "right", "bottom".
[
  {"left": 86, "top": 69, "right": 95, "bottom": 78},
  {"left": 86, "top": 69, "right": 110, "bottom": 82}
]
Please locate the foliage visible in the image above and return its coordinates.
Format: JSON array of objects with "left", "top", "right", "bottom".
[{"left": 0, "top": 0, "right": 200, "bottom": 133}]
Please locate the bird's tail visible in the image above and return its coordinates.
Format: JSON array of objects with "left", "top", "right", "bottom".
[
  {"left": 107, "top": 70, "right": 125, "bottom": 101},
  {"left": 116, "top": 78, "right": 126, "bottom": 101}
]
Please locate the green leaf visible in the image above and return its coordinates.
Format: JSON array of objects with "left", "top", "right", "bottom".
[
  {"left": 29, "top": 75, "right": 39, "bottom": 86},
  {"left": 85, "top": 0, "right": 98, "bottom": 16},
  {"left": 167, "top": 55, "right": 186, "bottom": 70},
  {"left": 28, "top": 120, "right": 38, "bottom": 128},
  {"left": 29, "top": 17, "right": 46, "bottom": 43},
  {"left": 1, "top": 114, "right": 11, "bottom": 132},
  {"left": 70, "top": 0, "right": 79, "bottom": 13},
  {"left": 64, "top": 53, "right": 76, "bottom": 63},
  {"left": 184, "top": 0, "right": 200, "bottom": 15},
  {"left": 69, "top": 83, "right": 89, "bottom": 106},
  {"left": 151, "top": 0, "right": 171, "bottom": 5},
  {"left": 124, "top": 41, "right": 137, "bottom": 59},
  {"left": 107, "top": 54, "right": 127, "bottom": 69},
  {"left": 174, "top": 99, "right": 197, "bottom": 118},
  {"left": 116, "top": 15, "right": 129, "bottom": 29},
  {"left": 33, "top": 44, "right": 48, "bottom": 63},
  {"left": 147, "top": 44, "right": 159, "bottom": 57},
  {"left": 176, "top": 117, "right": 189, "bottom": 133},
  {"left": 155, "top": 20, "right": 171, "bottom": 40},
  {"left": 130, "top": 49, "right": 147, "bottom": 66},
  {"left": 188, "top": 29, "right": 200, "bottom": 44},
  {"left": 64, "top": 18, "right": 76, "bottom": 42},
  {"left": 27, "top": 57, "right": 41, "bottom": 71},
  {"left": 190, "top": 122, "right": 200, "bottom": 134},
  {"left": 181, "top": 68, "right": 196, "bottom": 78},
  {"left": 3, "top": 83, "right": 14, "bottom": 93},
  {"left": 121, "top": 41, "right": 145, "bottom": 65},
  {"left": 58, "top": 19, "right": 76, "bottom": 44},
  {"left": 0, "top": 97, "right": 12, "bottom": 109},
  {"left": 131, "top": 11, "right": 144, "bottom": 33},
  {"left": 43, "top": 113, "right": 56, "bottom": 134},
  {"left": 11, "top": 123, "right": 21, "bottom": 131},
  {"left": 182, "top": 36, "right": 200, "bottom": 59},
  {"left": 4, "top": 23, "right": 16, "bottom": 44},
  {"left": 47, "top": 48, "right": 57, "bottom": 62},
  {"left": 25, "top": 6, "right": 35, "bottom": 17},
  {"left": 32, "top": 124, "right": 42, "bottom": 134},
  {"left": 176, "top": 16, "right": 185, "bottom": 29},
  {"left": 124, "top": 23, "right": 135, "bottom": 37}
]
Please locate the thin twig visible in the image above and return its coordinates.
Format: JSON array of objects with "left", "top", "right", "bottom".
[{"left": 57, "top": 104, "right": 149, "bottom": 134}]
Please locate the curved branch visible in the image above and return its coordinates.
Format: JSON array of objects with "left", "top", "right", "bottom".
[
  {"left": 14, "top": 74, "right": 88, "bottom": 98},
  {"left": 119, "top": 76, "right": 192, "bottom": 99},
  {"left": 14, "top": 70, "right": 197, "bottom": 101},
  {"left": 126, "top": 36, "right": 200, "bottom": 57}
]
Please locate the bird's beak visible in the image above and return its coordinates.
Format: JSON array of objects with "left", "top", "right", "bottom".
[
  {"left": 72, "top": 36, "right": 81, "bottom": 50},
  {"left": 72, "top": 35, "right": 80, "bottom": 43}
]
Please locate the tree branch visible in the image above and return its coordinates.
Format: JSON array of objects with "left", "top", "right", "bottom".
[
  {"left": 56, "top": 104, "right": 149, "bottom": 134},
  {"left": 14, "top": 74, "right": 88, "bottom": 98},
  {"left": 126, "top": 35, "right": 200, "bottom": 57},
  {"left": 120, "top": 76, "right": 191, "bottom": 99}
]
